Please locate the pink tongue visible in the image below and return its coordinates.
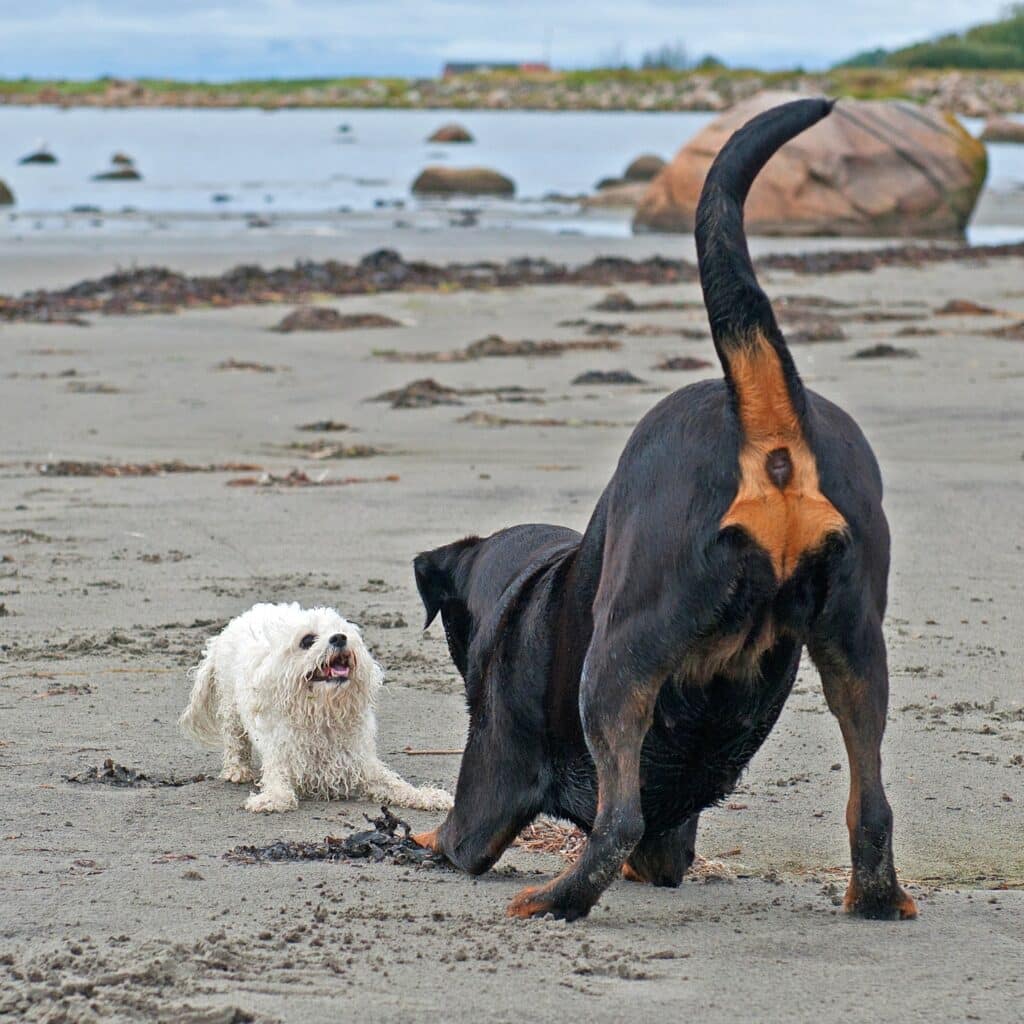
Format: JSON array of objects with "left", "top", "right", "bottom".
[{"left": 327, "top": 664, "right": 349, "bottom": 679}]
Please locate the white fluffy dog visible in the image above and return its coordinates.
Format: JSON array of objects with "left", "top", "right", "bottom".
[{"left": 180, "top": 603, "right": 453, "bottom": 814}]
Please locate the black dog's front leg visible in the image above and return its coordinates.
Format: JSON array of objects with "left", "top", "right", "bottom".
[{"left": 413, "top": 726, "right": 542, "bottom": 875}]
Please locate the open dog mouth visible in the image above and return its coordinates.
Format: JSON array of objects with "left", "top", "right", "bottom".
[{"left": 306, "top": 649, "right": 354, "bottom": 684}]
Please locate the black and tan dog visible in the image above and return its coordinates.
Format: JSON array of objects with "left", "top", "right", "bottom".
[{"left": 412, "top": 98, "right": 917, "bottom": 923}]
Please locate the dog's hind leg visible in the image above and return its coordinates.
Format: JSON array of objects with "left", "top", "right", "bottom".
[
  {"left": 507, "top": 630, "right": 668, "bottom": 920},
  {"left": 220, "top": 707, "right": 254, "bottom": 785},
  {"left": 810, "top": 614, "right": 917, "bottom": 921},
  {"left": 622, "top": 814, "right": 699, "bottom": 887}
]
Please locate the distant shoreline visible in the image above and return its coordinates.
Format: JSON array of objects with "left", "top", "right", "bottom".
[{"left": 1, "top": 69, "right": 1023, "bottom": 116}]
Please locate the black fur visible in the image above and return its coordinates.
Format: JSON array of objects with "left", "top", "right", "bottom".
[{"left": 413, "top": 98, "right": 915, "bottom": 923}]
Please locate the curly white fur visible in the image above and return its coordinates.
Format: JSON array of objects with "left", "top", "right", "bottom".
[{"left": 180, "top": 602, "right": 453, "bottom": 814}]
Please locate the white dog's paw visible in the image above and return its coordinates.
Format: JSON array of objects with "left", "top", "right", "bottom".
[
  {"left": 244, "top": 790, "right": 298, "bottom": 813},
  {"left": 221, "top": 764, "right": 255, "bottom": 785},
  {"left": 410, "top": 787, "right": 454, "bottom": 812}
]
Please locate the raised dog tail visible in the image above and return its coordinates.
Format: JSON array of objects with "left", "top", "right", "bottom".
[
  {"left": 179, "top": 644, "right": 222, "bottom": 748},
  {"left": 695, "top": 97, "right": 833, "bottom": 406}
]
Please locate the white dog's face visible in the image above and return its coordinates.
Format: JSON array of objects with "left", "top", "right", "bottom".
[{"left": 251, "top": 604, "right": 375, "bottom": 700}]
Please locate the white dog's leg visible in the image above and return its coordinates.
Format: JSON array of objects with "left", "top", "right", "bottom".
[
  {"left": 220, "top": 709, "right": 255, "bottom": 785},
  {"left": 245, "top": 759, "right": 299, "bottom": 813},
  {"left": 359, "top": 759, "right": 453, "bottom": 812}
]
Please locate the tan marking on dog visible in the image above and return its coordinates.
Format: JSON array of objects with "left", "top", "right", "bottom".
[
  {"left": 842, "top": 876, "right": 919, "bottom": 920},
  {"left": 721, "top": 334, "right": 847, "bottom": 580},
  {"left": 621, "top": 861, "right": 649, "bottom": 883},
  {"left": 411, "top": 827, "right": 442, "bottom": 853},
  {"left": 506, "top": 884, "right": 556, "bottom": 919},
  {"left": 680, "top": 616, "right": 778, "bottom": 684}
]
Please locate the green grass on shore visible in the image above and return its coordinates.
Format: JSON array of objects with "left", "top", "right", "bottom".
[{"left": 0, "top": 66, "right": 1020, "bottom": 109}]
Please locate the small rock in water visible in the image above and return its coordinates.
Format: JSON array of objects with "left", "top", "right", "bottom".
[
  {"left": 412, "top": 166, "right": 514, "bottom": 196},
  {"left": 92, "top": 167, "right": 141, "bottom": 182},
  {"left": 427, "top": 122, "right": 473, "bottom": 144},
  {"left": 19, "top": 147, "right": 57, "bottom": 165}
]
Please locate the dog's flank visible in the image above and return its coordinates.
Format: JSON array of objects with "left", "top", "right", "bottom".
[
  {"left": 695, "top": 97, "right": 846, "bottom": 580},
  {"left": 180, "top": 603, "right": 453, "bottom": 814}
]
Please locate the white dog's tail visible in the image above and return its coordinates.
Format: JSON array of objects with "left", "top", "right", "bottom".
[{"left": 179, "top": 645, "right": 222, "bottom": 748}]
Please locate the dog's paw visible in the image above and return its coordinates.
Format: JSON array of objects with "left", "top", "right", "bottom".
[
  {"left": 412, "top": 787, "right": 454, "bottom": 812},
  {"left": 843, "top": 883, "right": 918, "bottom": 921},
  {"left": 411, "top": 827, "right": 443, "bottom": 853},
  {"left": 244, "top": 790, "right": 298, "bottom": 814},
  {"left": 221, "top": 765, "right": 255, "bottom": 785},
  {"left": 506, "top": 882, "right": 592, "bottom": 922}
]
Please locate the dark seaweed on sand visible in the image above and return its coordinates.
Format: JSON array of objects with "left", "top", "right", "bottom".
[
  {"left": 65, "top": 757, "right": 207, "bottom": 788},
  {"left": 224, "top": 807, "right": 448, "bottom": 868},
  {"left": 8, "top": 243, "right": 1024, "bottom": 324}
]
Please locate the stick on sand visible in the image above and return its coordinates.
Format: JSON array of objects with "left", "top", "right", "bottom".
[{"left": 402, "top": 746, "right": 464, "bottom": 756}]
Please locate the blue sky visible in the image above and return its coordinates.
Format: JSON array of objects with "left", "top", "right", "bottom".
[{"left": 0, "top": 1, "right": 1011, "bottom": 80}]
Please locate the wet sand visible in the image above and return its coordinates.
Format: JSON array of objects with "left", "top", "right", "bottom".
[{"left": 1, "top": 230, "right": 1022, "bottom": 1022}]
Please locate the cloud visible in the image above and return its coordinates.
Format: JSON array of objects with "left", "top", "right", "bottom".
[{"left": 0, "top": 1, "right": 1011, "bottom": 79}]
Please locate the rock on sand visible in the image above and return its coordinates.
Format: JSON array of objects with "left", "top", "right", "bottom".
[
  {"left": 412, "top": 166, "right": 515, "bottom": 197},
  {"left": 634, "top": 91, "right": 988, "bottom": 237}
]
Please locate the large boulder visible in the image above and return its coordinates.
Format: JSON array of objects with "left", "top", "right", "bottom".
[
  {"left": 427, "top": 123, "right": 474, "bottom": 143},
  {"left": 0, "top": 180, "right": 14, "bottom": 205},
  {"left": 412, "top": 166, "right": 515, "bottom": 197},
  {"left": 980, "top": 117, "right": 1024, "bottom": 144},
  {"left": 633, "top": 91, "right": 988, "bottom": 237}
]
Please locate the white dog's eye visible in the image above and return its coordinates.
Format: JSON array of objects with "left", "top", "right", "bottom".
[{"left": 299, "top": 633, "right": 316, "bottom": 649}]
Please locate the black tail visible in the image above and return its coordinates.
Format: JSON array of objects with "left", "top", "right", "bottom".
[{"left": 695, "top": 98, "right": 833, "bottom": 392}]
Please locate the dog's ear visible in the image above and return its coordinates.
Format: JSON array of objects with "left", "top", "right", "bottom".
[
  {"left": 413, "top": 552, "right": 447, "bottom": 630},
  {"left": 413, "top": 537, "right": 479, "bottom": 628}
]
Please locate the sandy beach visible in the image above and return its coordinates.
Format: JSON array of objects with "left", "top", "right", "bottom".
[{"left": 1, "top": 225, "right": 1022, "bottom": 1022}]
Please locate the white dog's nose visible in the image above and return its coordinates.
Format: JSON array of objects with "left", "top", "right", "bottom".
[{"left": 328, "top": 633, "right": 347, "bottom": 649}]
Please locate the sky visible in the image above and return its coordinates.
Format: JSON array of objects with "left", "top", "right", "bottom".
[{"left": 0, "top": 1, "right": 1013, "bottom": 80}]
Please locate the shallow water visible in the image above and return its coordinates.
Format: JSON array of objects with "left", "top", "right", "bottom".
[
  {"left": 0, "top": 107, "right": 715, "bottom": 215},
  {"left": 1, "top": 107, "right": 1022, "bottom": 242}
]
